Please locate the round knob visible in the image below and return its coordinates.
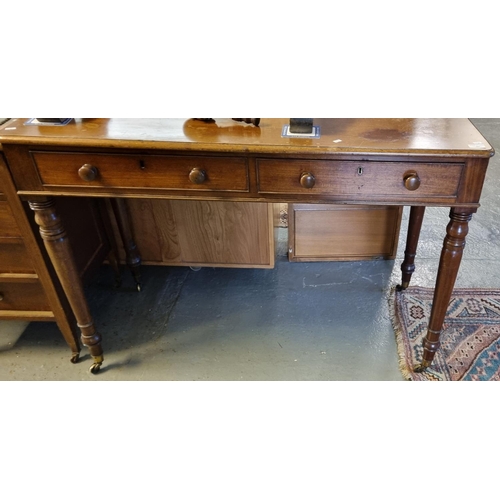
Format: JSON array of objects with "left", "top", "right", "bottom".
[
  {"left": 189, "top": 168, "right": 207, "bottom": 184},
  {"left": 78, "top": 164, "right": 98, "bottom": 182},
  {"left": 404, "top": 172, "right": 421, "bottom": 191},
  {"left": 0, "top": 293, "right": 3, "bottom": 301},
  {"left": 300, "top": 172, "right": 315, "bottom": 189}
]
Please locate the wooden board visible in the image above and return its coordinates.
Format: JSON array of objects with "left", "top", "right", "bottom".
[
  {"left": 106, "top": 200, "right": 277, "bottom": 269},
  {"left": 288, "top": 204, "right": 402, "bottom": 262}
]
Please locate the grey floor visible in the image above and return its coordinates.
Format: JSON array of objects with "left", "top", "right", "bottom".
[{"left": 1, "top": 118, "right": 499, "bottom": 381}]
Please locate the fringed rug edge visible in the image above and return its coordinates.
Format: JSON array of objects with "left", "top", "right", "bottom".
[{"left": 387, "top": 286, "right": 414, "bottom": 381}]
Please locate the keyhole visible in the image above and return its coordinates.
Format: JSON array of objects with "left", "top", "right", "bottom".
[
  {"left": 139, "top": 160, "right": 146, "bottom": 170},
  {"left": 357, "top": 167, "right": 363, "bottom": 175}
]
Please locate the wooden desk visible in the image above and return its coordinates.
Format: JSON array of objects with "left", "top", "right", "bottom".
[{"left": 0, "top": 118, "right": 494, "bottom": 374}]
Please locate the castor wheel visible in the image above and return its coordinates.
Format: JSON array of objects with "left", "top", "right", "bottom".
[
  {"left": 70, "top": 352, "right": 80, "bottom": 364},
  {"left": 414, "top": 363, "right": 429, "bottom": 373},
  {"left": 190, "top": 266, "right": 201, "bottom": 272},
  {"left": 89, "top": 362, "right": 102, "bottom": 374}
]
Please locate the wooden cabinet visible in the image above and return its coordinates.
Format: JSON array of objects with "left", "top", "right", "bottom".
[
  {"left": 0, "top": 151, "right": 111, "bottom": 360},
  {"left": 105, "top": 199, "right": 277, "bottom": 269},
  {"left": 288, "top": 204, "right": 402, "bottom": 262}
]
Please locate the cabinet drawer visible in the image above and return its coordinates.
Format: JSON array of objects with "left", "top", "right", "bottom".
[
  {"left": 0, "top": 200, "right": 22, "bottom": 237},
  {"left": 0, "top": 280, "right": 50, "bottom": 311},
  {"left": 32, "top": 152, "right": 249, "bottom": 193},
  {"left": 0, "top": 240, "right": 35, "bottom": 273},
  {"left": 257, "top": 159, "right": 463, "bottom": 201}
]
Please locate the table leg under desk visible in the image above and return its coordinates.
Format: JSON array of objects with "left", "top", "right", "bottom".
[
  {"left": 415, "top": 208, "right": 475, "bottom": 371},
  {"left": 25, "top": 198, "right": 478, "bottom": 375},
  {"left": 397, "top": 206, "right": 426, "bottom": 291},
  {"left": 28, "top": 196, "right": 104, "bottom": 373},
  {"left": 98, "top": 200, "right": 123, "bottom": 288},
  {"left": 110, "top": 198, "right": 142, "bottom": 291}
]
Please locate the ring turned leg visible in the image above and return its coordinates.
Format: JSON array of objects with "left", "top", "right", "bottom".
[
  {"left": 110, "top": 198, "right": 142, "bottom": 291},
  {"left": 415, "top": 208, "right": 474, "bottom": 372},
  {"left": 397, "top": 206, "right": 425, "bottom": 291},
  {"left": 29, "top": 197, "right": 104, "bottom": 373}
]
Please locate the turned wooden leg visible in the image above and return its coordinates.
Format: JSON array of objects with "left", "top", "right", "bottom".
[
  {"left": 397, "top": 206, "right": 425, "bottom": 291},
  {"left": 28, "top": 197, "right": 104, "bottom": 373},
  {"left": 110, "top": 198, "right": 142, "bottom": 291},
  {"left": 415, "top": 208, "right": 475, "bottom": 372}
]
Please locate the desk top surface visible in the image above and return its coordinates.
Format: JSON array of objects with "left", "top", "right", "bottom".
[{"left": 0, "top": 118, "right": 494, "bottom": 158}]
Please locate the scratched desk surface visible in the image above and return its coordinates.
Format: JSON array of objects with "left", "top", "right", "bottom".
[{"left": 0, "top": 118, "right": 493, "bottom": 157}]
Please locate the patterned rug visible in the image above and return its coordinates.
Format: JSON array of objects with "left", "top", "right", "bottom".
[{"left": 390, "top": 287, "right": 500, "bottom": 381}]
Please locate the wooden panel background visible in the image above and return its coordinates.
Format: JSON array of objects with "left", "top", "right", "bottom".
[
  {"left": 288, "top": 204, "right": 402, "bottom": 262},
  {"left": 106, "top": 200, "right": 276, "bottom": 268}
]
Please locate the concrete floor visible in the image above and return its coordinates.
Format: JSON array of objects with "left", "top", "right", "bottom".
[{"left": 1, "top": 118, "right": 499, "bottom": 380}]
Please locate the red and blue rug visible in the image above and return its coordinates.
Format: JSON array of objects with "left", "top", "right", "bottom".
[{"left": 391, "top": 287, "right": 500, "bottom": 381}]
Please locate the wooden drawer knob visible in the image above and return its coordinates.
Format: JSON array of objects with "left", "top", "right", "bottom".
[
  {"left": 189, "top": 168, "right": 207, "bottom": 184},
  {"left": 300, "top": 172, "right": 316, "bottom": 189},
  {"left": 404, "top": 172, "right": 421, "bottom": 191},
  {"left": 78, "top": 164, "right": 99, "bottom": 182}
]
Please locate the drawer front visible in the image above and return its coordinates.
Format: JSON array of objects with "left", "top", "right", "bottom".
[
  {"left": 32, "top": 152, "right": 249, "bottom": 192},
  {"left": 0, "top": 200, "right": 22, "bottom": 237},
  {"left": 0, "top": 240, "right": 35, "bottom": 273},
  {"left": 257, "top": 159, "right": 464, "bottom": 200},
  {"left": 0, "top": 280, "right": 50, "bottom": 311}
]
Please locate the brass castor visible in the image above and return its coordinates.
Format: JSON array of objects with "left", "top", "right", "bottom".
[
  {"left": 414, "top": 362, "right": 430, "bottom": 373},
  {"left": 89, "top": 362, "right": 102, "bottom": 374},
  {"left": 70, "top": 352, "right": 80, "bottom": 364}
]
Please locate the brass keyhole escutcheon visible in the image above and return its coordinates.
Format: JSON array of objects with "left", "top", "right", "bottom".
[
  {"left": 189, "top": 168, "right": 207, "bottom": 184},
  {"left": 300, "top": 172, "right": 315, "bottom": 189},
  {"left": 403, "top": 171, "right": 421, "bottom": 191},
  {"left": 78, "top": 164, "right": 99, "bottom": 182}
]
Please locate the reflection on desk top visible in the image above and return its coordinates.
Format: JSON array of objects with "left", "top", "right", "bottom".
[{"left": 0, "top": 118, "right": 494, "bottom": 158}]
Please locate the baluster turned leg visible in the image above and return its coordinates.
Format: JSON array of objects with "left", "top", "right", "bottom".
[
  {"left": 110, "top": 198, "right": 142, "bottom": 291},
  {"left": 29, "top": 197, "right": 104, "bottom": 374},
  {"left": 397, "top": 206, "right": 425, "bottom": 291},
  {"left": 415, "top": 208, "right": 474, "bottom": 372}
]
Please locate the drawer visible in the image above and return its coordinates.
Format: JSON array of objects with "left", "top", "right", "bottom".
[
  {"left": 257, "top": 159, "right": 464, "bottom": 200},
  {"left": 32, "top": 152, "right": 250, "bottom": 193},
  {"left": 0, "top": 200, "right": 22, "bottom": 237},
  {"left": 0, "top": 280, "right": 50, "bottom": 311},
  {"left": 0, "top": 239, "right": 35, "bottom": 273}
]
